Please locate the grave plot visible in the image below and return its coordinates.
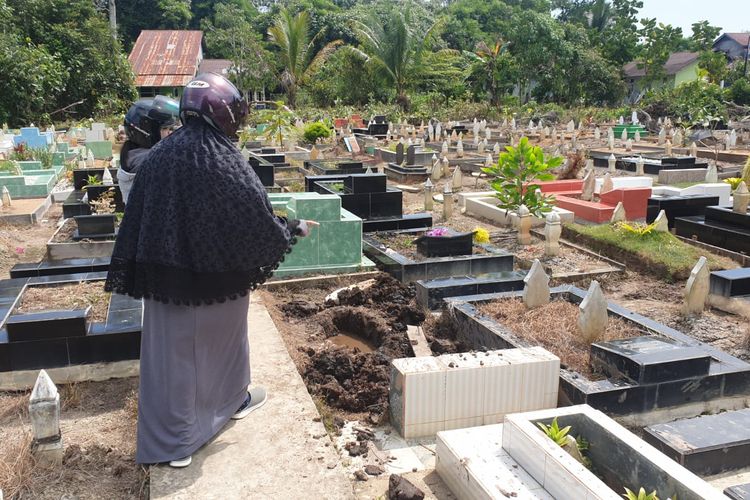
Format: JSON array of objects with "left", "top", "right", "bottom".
[
  {"left": 308, "top": 172, "right": 433, "bottom": 232},
  {"left": 304, "top": 158, "right": 368, "bottom": 175},
  {"left": 377, "top": 143, "right": 437, "bottom": 168},
  {"left": 0, "top": 195, "right": 53, "bottom": 226},
  {"left": 50, "top": 189, "right": 120, "bottom": 260},
  {"left": 267, "top": 192, "right": 375, "bottom": 277},
  {"left": 0, "top": 272, "right": 141, "bottom": 373},
  {"left": 439, "top": 285, "right": 750, "bottom": 417},
  {"left": 247, "top": 153, "right": 282, "bottom": 192},
  {"left": 63, "top": 167, "right": 121, "bottom": 218},
  {"left": 363, "top": 228, "right": 515, "bottom": 283},
  {"left": 676, "top": 205, "right": 750, "bottom": 255},
  {"left": 436, "top": 405, "right": 724, "bottom": 499},
  {"left": 352, "top": 115, "right": 388, "bottom": 138}
]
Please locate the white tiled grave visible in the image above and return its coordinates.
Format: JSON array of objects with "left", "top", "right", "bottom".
[
  {"left": 652, "top": 183, "right": 732, "bottom": 206},
  {"left": 594, "top": 175, "right": 653, "bottom": 194},
  {"left": 390, "top": 347, "right": 559, "bottom": 439},
  {"left": 437, "top": 405, "right": 727, "bottom": 500}
]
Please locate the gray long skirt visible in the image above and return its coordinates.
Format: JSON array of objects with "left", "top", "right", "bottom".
[{"left": 136, "top": 295, "right": 251, "bottom": 464}]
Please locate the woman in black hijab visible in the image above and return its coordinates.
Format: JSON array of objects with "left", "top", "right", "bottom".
[{"left": 105, "top": 73, "right": 314, "bottom": 467}]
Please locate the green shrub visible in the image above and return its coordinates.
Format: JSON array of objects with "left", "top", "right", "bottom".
[
  {"left": 729, "top": 78, "right": 750, "bottom": 106},
  {"left": 302, "top": 122, "right": 332, "bottom": 144}
]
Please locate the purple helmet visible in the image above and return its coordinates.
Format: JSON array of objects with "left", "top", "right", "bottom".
[{"left": 180, "top": 73, "right": 248, "bottom": 138}]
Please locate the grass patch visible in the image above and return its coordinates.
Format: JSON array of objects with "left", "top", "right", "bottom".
[{"left": 564, "top": 223, "right": 735, "bottom": 281}]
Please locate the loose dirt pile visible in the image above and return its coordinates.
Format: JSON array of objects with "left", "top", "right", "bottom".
[{"left": 264, "top": 273, "right": 426, "bottom": 421}]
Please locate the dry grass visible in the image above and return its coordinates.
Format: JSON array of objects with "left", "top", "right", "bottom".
[
  {"left": 0, "top": 429, "right": 38, "bottom": 499},
  {"left": 478, "top": 298, "right": 643, "bottom": 379},
  {"left": 0, "top": 391, "right": 30, "bottom": 421},
  {"left": 16, "top": 281, "right": 111, "bottom": 323},
  {"left": 60, "top": 382, "right": 82, "bottom": 411}
]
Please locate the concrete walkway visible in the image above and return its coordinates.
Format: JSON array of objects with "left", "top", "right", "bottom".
[{"left": 150, "top": 296, "right": 354, "bottom": 500}]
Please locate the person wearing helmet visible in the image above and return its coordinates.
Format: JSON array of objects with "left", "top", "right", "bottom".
[
  {"left": 119, "top": 95, "right": 180, "bottom": 204},
  {"left": 105, "top": 73, "right": 317, "bottom": 468}
]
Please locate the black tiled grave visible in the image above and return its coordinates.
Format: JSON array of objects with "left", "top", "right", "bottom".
[
  {"left": 590, "top": 336, "right": 711, "bottom": 384},
  {"left": 363, "top": 213, "right": 433, "bottom": 232},
  {"left": 344, "top": 173, "right": 387, "bottom": 194},
  {"left": 74, "top": 214, "right": 116, "bottom": 238},
  {"left": 9, "top": 337, "right": 70, "bottom": 371},
  {"left": 415, "top": 271, "right": 527, "bottom": 310},
  {"left": 72, "top": 168, "right": 119, "bottom": 190},
  {"left": 726, "top": 484, "right": 750, "bottom": 500},
  {"left": 442, "top": 286, "right": 750, "bottom": 416},
  {"left": 63, "top": 190, "right": 91, "bottom": 218},
  {"left": 644, "top": 409, "right": 750, "bottom": 475},
  {"left": 304, "top": 159, "right": 367, "bottom": 175},
  {"left": 710, "top": 268, "right": 750, "bottom": 297},
  {"left": 646, "top": 195, "right": 719, "bottom": 228},
  {"left": 363, "top": 229, "right": 514, "bottom": 283},
  {"left": 7, "top": 309, "right": 90, "bottom": 342},
  {"left": 675, "top": 213, "right": 750, "bottom": 254},
  {"left": 248, "top": 154, "right": 275, "bottom": 187},
  {"left": 85, "top": 185, "right": 124, "bottom": 212}
]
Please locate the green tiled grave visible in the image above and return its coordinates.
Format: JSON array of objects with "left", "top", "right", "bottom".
[
  {"left": 86, "top": 140, "right": 113, "bottom": 159},
  {"left": 268, "top": 192, "right": 374, "bottom": 277},
  {"left": 18, "top": 161, "right": 42, "bottom": 171},
  {"left": 0, "top": 172, "right": 56, "bottom": 198}
]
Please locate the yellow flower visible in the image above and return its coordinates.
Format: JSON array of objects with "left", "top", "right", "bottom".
[{"left": 473, "top": 227, "right": 491, "bottom": 243}]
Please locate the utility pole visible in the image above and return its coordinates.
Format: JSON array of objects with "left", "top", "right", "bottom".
[
  {"left": 744, "top": 36, "right": 749, "bottom": 77},
  {"left": 109, "top": 0, "right": 117, "bottom": 39}
]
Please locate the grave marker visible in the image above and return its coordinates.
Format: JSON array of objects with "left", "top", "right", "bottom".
[
  {"left": 523, "top": 259, "right": 550, "bottom": 308},
  {"left": 578, "top": 280, "right": 608, "bottom": 343},
  {"left": 443, "top": 183, "right": 453, "bottom": 219},
  {"left": 654, "top": 210, "right": 669, "bottom": 232},
  {"left": 683, "top": 256, "right": 709, "bottom": 315},
  {"left": 734, "top": 181, "right": 749, "bottom": 213},
  {"left": 29, "top": 370, "right": 63, "bottom": 466},
  {"left": 424, "top": 179, "right": 434, "bottom": 210},
  {"left": 610, "top": 201, "right": 626, "bottom": 223},
  {"left": 544, "top": 211, "right": 561, "bottom": 256},
  {"left": 517, "top": 204, "right": 531, "bottom": 245}
]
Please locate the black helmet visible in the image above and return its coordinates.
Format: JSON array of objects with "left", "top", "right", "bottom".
[
  {"left": 180, "top": 73, "right": 248, "bottom": 138},
  {"left": 124, "top": 96, "right": 179, "bottom": 148}
]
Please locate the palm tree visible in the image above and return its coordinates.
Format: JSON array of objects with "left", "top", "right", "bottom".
[
  {"left": 587, "top": 0, "right": 613, "bottom": 32},
  {"left": 267, "top": 8, "right": 341, "bottom": 108},
  {"left": 347, "top": 10, "right": 442, "bottom": 110},
  {"left": 467, "top": 40, "right": 514, "bottom": 106}
]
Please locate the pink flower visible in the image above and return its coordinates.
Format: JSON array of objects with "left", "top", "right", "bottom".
[
  {"left": 425, "top": 227, "right": 449, "bottom": 237},
  {"left": 15, "top": 247, "right": 25, "bottom": 254}
]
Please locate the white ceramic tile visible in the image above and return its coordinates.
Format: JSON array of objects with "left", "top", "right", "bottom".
[
  {"left": 403, "top": 367, "right": 446, "bottom": 426},
  {"left": 443, "top": 355, "right": 486, "bottom": 421},
  {"left": 444, "top": 416, "right": 484, "bottom": 432},
  {"left": 404, "top": 420, "right": 445, "bottom": 439},
  {"left": 505, "top": 426, "right": 546, "bottom": 484},
  {"left": 484, "top": 356, "right": 520, "bottom": 416},
  {"left": 542, "top": 454, "right": 590, "bottom": 500}
]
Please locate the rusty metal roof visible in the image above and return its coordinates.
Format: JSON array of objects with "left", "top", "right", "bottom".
[
  {"left": 129, "top": 30, "right": 203, "bottom": 87},
  {"left": 199, "top": 59, "right": 233, "bottom": 75}
]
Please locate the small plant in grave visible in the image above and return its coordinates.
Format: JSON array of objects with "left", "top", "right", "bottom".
[
  {"left": 85, "top": 174, "right": 102, "bottom": 187},
  {"left": 481, "top": 136, "right": 563, "bottom": 218},
  {"left": 724, "top": 177, "right": 744, "bottom": 191},
  {"left": 622, "top": 487, "right": 673, "bottom": 500},
  {"left": 537, "top": 417, "right": 591, "bottom": 467},
  {"left": 303, "top": 121, "right": 332, "bottom": 144},
  {"left": 616, "top": 221, "right": 657, "bottom": 237},
  {"left": 256, "top": 101, "right": 296, "bottom": 147},
  {"left": 473, "top": 227, "right": 490, "bottom": 243},
  {"left": 90, "top": 189, "right": 116, "bottom": 215}
]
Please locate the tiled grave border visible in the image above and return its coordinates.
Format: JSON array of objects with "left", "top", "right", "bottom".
[
  {"left": 444, "top": 285, "right": 750, "bottom": 417},
  {"left": 363, "top": 229, "right": 514, "bottom": 283},
  {"left": 0, "top": 271, "right": 141, "bottom": 373}
]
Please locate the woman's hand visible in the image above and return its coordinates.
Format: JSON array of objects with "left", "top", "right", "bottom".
[{"left": 298, "top": 220, "right": 319, "bottom": 237}]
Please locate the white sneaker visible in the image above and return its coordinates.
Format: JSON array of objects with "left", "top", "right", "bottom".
[
  {"left": 168, "top": 456, "right": 192, "bottom": 468},
  {"left": 232, "top": 387, "right": 268, "bottom": 420}
]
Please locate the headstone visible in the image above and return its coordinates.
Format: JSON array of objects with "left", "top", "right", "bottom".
[
  {"left": 443, "top": 183, "right": 453, "bottom": 220},
  {"left": 2, "top": 186, "right": 11, "bottom": 207},
  {"left": 428, "top": 122, "right": 434, "bottom": 142},
  {"left": 522, "top": 259, "right": 550, "bottom": 308},
  {"left": 733, "top": 181, "right": 749, "bottom": 214},
  {"left": 607, "top": 153, "right": 617, "bottom": 173},
  {"left": 581, "top": 170, "right": 595, "bottom": 201},
  {"left": 441, "top": 141, "right": 449, "bottom": 155},
  {"left": 673, "top": 129, "right": 682, "bottom": 146},
  {"left": 631, "top": 111, "right": 639, "bottom": 124},
  {"left": 683, "top": 256, "right": 709, "bottom": 315},
  {"left": 601, "top": 173, "right": 614, "bottom": 194},
  {"left": 585, "top": 158, "right": 594, "bottom": 172},
  {"left": 102, "top": 168, "right": 114, "bottom": 186},
  {"left": 635, "top": 156, "right": 645, "bottom": 176},
  {"left": 690, "top": 142, "right": 698, "bottom": 157},
  {"left": 705, "top": 162, "right": 718, "bottom": 183},
  {"left": 610, "top": 202, "right": 626, "bottom": 223},
  {"left": 607, "top": 135, "right": 615, "bottom": 151},
  {"left": 29, "top": 370, "right": 63, "bottom": 466},
  {"left": 395, "top": 143, "right": 405, "bottom": 164},
  {"left": 658, "top": 127, "right": 666, "bottom": 145},
  {"left": 510, "top": 118, "right": 516, "bottom": 130},
  {"left": 493, "top": 142, "right": 500, "bottom": 154},
  {"left": 566, "top": 120, "right": 575, "bottom": 132},
  {"left": 442, "top": 157, "right": 450, "bottom": 178},
  {"left": 665, "top": 139, "right": 672, "bottom": 156},
  {"left": 551, "top": 129, "right": 558, "bottom": 142},
  {"left": 484, "top": 127, "right": 491, "bottom": 141},
  {"left": 577, "top": 280, "right": 608, "bottom": 343},
  {"left": 485, "top": 154, "right": 493, "bottom": 168},
  {"left": 620, "top": 128, "right": 628, "bottom": 142},
  {"left": 424, "top": 179, "right": 434, "bottom": 210},
  {"left": 456, "top": 139, "right": 464, "bottom": 158},
  {"left": 618, "top": 116, "right": 625, "bottom": 125},
  {"left": 594, "top": 127, "right": 601, "bottom": 141},
  {"left": 654, "top": 210, "right": 669, "bottom": 232},
  {"left": 517, "top": 204, "right": 531, "bottom": 245},
  {"left": 477, "top": 139, "right": 486, "bottom": 154},
  {"left": 634, "top": 129, "right": 641, "bottom": 142},
  {"left": 310, "top": 147, "right": 320, "bottom": 160},
  {"left": 657, "top": 117, "right": 663, "bottom": 126},
  {"left": 86, "top": 149, "right": 95, "bottom": 167},
  {"left": 544, "top": 211, "right": 562, "bottom": 256},
  {"left": 528, "top": 119, "right": 534, "bottom": 131},
  {"left": 540, "top": 127, "right": 548, "bottom": 140},
  {"left": 625, "top": 139, "right": 633, "bottom": 152},
  {"left": 406, "top": 145, "right": 416, "bottom": 165},
  {"left": 730, "top": 129, "right": 737, "bottom": 148},
  {"left": 450, "top": 130, "right": 458, "bottom": 142},
  {"left": 451, "top": 166, "right": 462, "bottom": 191},
  {"left": 435, "top": 122, "right": 442, "bottom": 139},
  {"left": 725, "top": 133, "right": 732, "bottom": 151},
  {"left": 571, "top": 134, "right": 577, "bottom": 149}
]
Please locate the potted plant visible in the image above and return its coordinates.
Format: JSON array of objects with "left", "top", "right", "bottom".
[
  {"left": 74, "top": 188, "right": 117, "bottom": 237},
  {"left": 414, "top": 227, "right": 475, "bottom": 257}
]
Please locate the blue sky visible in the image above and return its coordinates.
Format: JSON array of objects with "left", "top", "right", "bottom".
[{"left": 638, "top": 0, "right": 750, "bottom": 35}]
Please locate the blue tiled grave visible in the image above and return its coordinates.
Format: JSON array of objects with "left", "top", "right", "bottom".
[
  {"left": 0, "top": 272, "right": 141, "bottom": 372},
  {"left": 12, "top": 127, "right": 54, "bottom": 149}
]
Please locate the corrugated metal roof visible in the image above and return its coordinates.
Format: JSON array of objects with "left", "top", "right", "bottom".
[
  {"left": 623, "top": 52, "right": 699, "bottom": 78},
  {"left": 129, "top": 30, "right": 203, "bottom": 87},
  {"left": 199, "top": 59, "right": 233, "bottom": 75}
]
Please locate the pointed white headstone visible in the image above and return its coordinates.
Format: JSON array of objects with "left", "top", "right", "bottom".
[
  {"left": 654, "top": 210, "right": 669, "bottom": 232},
  {"left": 2, "top": 186, "right": 11, "bottom": 207},
  {"left": 518, "top": 204, "right": 531, "bottom": 245},
  {"left": 733, "top": 181, "right": 749, "bottom": 214},
  {"left": 523, "top": 259, "right": 550, "bottom": 308},
  {"left": 705, "top": 162, "right": 718, "bottom": 183},
  {"left": 689, "top": 142, "right": 698, "bottom": 157},
  {"left": 485, "top": 127, "right": 491, "bottom": 141},
  {"left": 102, "top": 167, "right": 113, "bottom": 186},
  {"left": 456, "top": 139, "right": 464, "bottom": 158},
  {"left": 452, "top": 166, "right": 463, "bottom": 191},
  {"left": 631, "top": 111, "right": 639, "bottom": 124},
  {"left": 658, "top": 127, "right": 666, "bottom": 145},
  {"left": 635, "top": 156, "right": 645, "bottom": 176},
  {"left": 594, "top": 127, "right": 601, "bottom": 141},
  {"left": 683, "top": 256, "right": 709, "bottom": 315},
  {"left": 544, "top": 211, "right": 562, "bottom": 256},
  {"left": 29, "top": 369, "right": 63, "bottom": 465},
  {"left": 665, "top": 139, "right": 672, "bottom": 156},
  {"left": 610, "top": 202, "right": 626, "bottom": 223},
  {"left": 618, "top": 116, "right": 625, "bottom": 125},
  {"left": 607, "top": 153, "right": 617, "bottom": 173},
  {"left": 566, "top": 120, "right": 575, "bottom": 132},
  {"left": 493, "top": 142, "right": 500, "bottom": 154},
  {"left": 620, "top": 128, "right": 628, "bottom": 142},
  {"left": 625, "top": 139, "right": 633, "bottom": 152},
  {"left": 581, "top": 170, "right": 595, "bottom": 201},
  {"left": 578, "top": 281, "right": 609, "bottom": 343},
  {"left": 424, "top": 178, "right": 434, "bottom": 210},
  {"left": 634, "top": 129, "right": 641, "bottom": 142},
  {"left": 601, "top": 173, "right": 614, "bottom": 194}
]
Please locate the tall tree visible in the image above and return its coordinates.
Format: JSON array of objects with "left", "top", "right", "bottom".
[
  {"left": 638, "top": 18, "right": 684, "bottom": 87},
  {"left": 466, "top": 40, "right": 516, "bottom": 106},
  {"left": 690, "top": 20, "right": 721, "bottom": 51},
  {"left": 267, "top": 7, "right": 341, "bottom": 108}
]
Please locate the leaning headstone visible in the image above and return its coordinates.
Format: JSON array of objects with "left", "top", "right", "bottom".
[
  {"left": 451, "top": 166, "right": 462, "bottom": 191},
  {"left": 395, "top": 143, "right": 405, "bottom": 164},
  {"left": 581, "top": 170, "right": 595, "bottom": 201},
  {"left": 2, "top": 186, "right": 11, "bottom": 207},
  {"left": 517, "top": 204, "right": 531, "bottom": 245},
  {"left": 683, "top": 256, "right": 709, "bottom": 315},
  {"left": 29, "top": 370, "right": 63, "bottom": 466},
  {"left": 607, "top": 153, "right": 617, "bottom": 173},
  {"left": 601, "top": 173, "right": 614, "bottom": 194},
  {"left": 443, "top": 183, "right": 453, "bottom": 220},
  {"left": 424, "top": 179, "right": 434, "bottom": 210},
  {"left": 654, "top": 210, "right": 669, "bottom": 232},
  {"left": 544, "top": 211, "right": 562, "bottom": 256},
  {"left": 577, "top": 280, "right": 608, "bottom": 344},
  {"left": 658, "top": 127, "right": 666, "bottom": 145},
  {"left": 705, "top": 162, "right": 718, "bottom": 183},
  {"left": 610, "top": 202, "right": 626, "bottom": 223},
  {"left": 733, "top": 181, "right": 749, "bottom": 214},
  {"left": 689, "top": 142, "right": 698, "bottom": 157},
  {"left": 635, "top": 156, "right": 645, "bottom": 176},
  {"left": 523, "top": 259, "right": 550, "bottom": 308}
]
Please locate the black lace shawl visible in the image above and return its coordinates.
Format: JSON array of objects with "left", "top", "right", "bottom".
[{"left": 105, "top": 119, "right": 298, "bottom": 305}]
